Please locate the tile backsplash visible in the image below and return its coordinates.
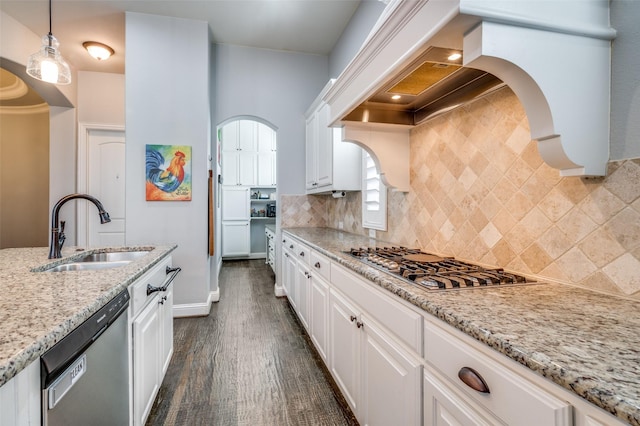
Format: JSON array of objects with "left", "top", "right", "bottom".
[{"left": 282, "top": 87, "right": 640, "bottom": 299}]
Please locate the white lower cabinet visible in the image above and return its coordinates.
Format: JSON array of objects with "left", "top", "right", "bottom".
[
  {"left": 310, "top": 271, "right": 330, "bottom": 363},
  {"left": 424, "top": 367, "right": 499, "bottom": 426},
  {"left": 130, "top": 256, "right": 175, "bottom": 426},
  {"left": 329, "top": 288, "right": 362, "bottom": 414},
  {"left": 133, "top": 294, "right": 161, "bottom": 426},
  {"left": 329, "top": 287, "right": 422, "bottom": 425},
  {"left": 221, "top": 221, "right": 250, "bottom": 256},
  {"left": 280, "top": 233, "right": 631, "bottom": 426},
  {"left": 361, "top": 316, "right": 422, "bottom": 426},
  {"left": 296, "top": 259, "right": 311, "bottom": 331},
  {"left": 0, "top": 360, "right": 40, "bottom": 426}
]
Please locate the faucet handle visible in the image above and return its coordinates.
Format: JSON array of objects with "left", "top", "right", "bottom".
[{"left": 60, "top": 220, "right": 66, "bottom": 233}]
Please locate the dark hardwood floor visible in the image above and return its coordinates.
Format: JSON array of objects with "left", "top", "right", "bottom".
[{"left": 146, "top": 259, "right": 358, "bottom": 426}]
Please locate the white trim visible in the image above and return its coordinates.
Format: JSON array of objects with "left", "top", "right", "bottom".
[
  {"left": 274, "top": 283, "right": 286, "bottom": 297},
  {"left": 76, "top": 122, "right": 125, "bottom": 247},
  {"left": 172, "top": 291, "right": 215, "bottom": 318},
  {"left": 210, "top": 289, "right": 220, "bottom": 303}
]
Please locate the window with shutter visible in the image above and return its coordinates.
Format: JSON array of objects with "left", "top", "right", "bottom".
[{"left": 362, "top": 151, "right": 387, "bottom": 231}]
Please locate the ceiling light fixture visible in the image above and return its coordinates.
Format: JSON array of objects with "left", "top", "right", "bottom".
[
  {"left": 83, "top": 41, "right": 114, "bottom": 61},
  {"left": 391, "top": 94, "right": 402, "bottom": 100},
  {"left": 448, "top": 53, "right": 462, "bottom": 61},
  {"left": 26, "top": 0, "right": 71, "bottom": 85}
]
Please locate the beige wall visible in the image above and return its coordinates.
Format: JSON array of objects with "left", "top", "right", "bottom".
[
  {"left": 282, "top": 87, "right": 640, "bottom": 299},
  {"left": 0, "top": 107, "right": 49, "bottom": 248}
]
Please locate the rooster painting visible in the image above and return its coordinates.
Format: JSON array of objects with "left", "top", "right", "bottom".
[{"left": 146, "top": 145, "right": 192, "bottom": 201}]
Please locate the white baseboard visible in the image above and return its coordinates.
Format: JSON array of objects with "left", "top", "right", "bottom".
[
  {"left": 274, "top": 283, "right": 286, "bottom": 297},
  {"left": 211, "top": 288, "right": 220, "bottom": 303},
  {"left": 173, "top": 290, "right": 217, "bottom": 317}
]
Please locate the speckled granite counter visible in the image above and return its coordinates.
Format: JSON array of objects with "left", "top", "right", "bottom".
[
  {"left": 283, "top": 227, "right": 640, "bottom": 426},
  {"left": 0, "top": 245, "right": 176, "bottom": 388}
]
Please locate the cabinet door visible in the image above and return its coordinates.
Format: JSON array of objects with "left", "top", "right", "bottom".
[
  {"left": 310, "top": 273, "right": 330, "bottom": 363},
  {"left": 285, "top": 250, "right": 297, "bottom": 309},
  {"left": 220, "top": 151, "right": 239, "bottom": 186},
  {"left": 361, "top": 317, "right": 422, "bottom": 426},
  {"left": 329, "top": 289, "right": 361, "bottom": 415},
  {"left": 238, "top": 151, "right": 256, "bottom": 186},
  {"left": 238, "top": 120, "right": 257, "bottom": 152},
  {"left": 222, "top": 187, "right": 250, "bottom": 220},
  {"left": 315, "top": 103, "right": 333, "bottom": 188},
  {"left": 257, "top": 151, "right": 276, "bottom": 186},
  {"left": 160, "top": 283, "right": 174, "bottom": 376},
  {"left": 305, "top": 113, "right": 318, "bottom": 189},
  {"left": 221, "top": 121, "right": 239, "bottom": 151},
  {"left": 221, "top": 222, "right": 250, "bottom": 256},
  {"left": 257, "top": 122, "right": 275, "bottom": 152},
  {"left": 296, "top": 261, "right": 311, "bottom": 331},
  {"left": 133, "top": 297, "right": 161, "bottom": 426},
  {"left": 424, "top": 369, "right": 497, "bottom": 426}
]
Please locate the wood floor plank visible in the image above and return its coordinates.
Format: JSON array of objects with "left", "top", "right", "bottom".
[{"left": 146, "top": 259, "right": 358, "bottom": 426}]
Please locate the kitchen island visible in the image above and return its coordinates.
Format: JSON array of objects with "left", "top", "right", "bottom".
[
  {"left": 0, "top": 244, "right": 176, "bottom": 388},
  {"left": 283, "top": 227, "right": 640, "bottom": 426}
]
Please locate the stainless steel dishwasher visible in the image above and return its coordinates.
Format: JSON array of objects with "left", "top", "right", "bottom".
[{"left": 41, "top": 289, "right": 130, "bottom": 426}]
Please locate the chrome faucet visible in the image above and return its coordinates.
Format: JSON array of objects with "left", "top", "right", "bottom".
[{"left": 48, "top": 194, "right": 111, "bottom": 259}]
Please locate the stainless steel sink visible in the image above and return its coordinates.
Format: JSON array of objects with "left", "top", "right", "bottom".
[
  {"left": 42, "top": 250, "right": 150, "bottom": 272},
  {"left": 77, "top": 251, "right": 149, "bottom": 263},
  {"left": 45, "top": 261, "right": 133, "bottom": 272}
]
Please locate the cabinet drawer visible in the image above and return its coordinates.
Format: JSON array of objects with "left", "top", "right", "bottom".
[
  {"left": 282, "top": 235, "right": 296, "bottom": 254},
  {"left": 331, "top": 262, "right": 422, "bottom": 354},
  {"left": 310, "top": 250, "right": 330, "bottom": 281},
  {"left": 424, "top": 322, "right": 572, "bottom": 426},
  {"left": 130, "top": 256, "right": 171, "bottom": 318},
  {"left": 296, "top": 244, "right": 310, "bottom": 265}
]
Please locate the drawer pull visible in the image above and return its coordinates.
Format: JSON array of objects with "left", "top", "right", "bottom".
[
  {"left": 458, "top": 367, "right": 490, "bottom": 394},
  {"left": 356, "top": 321, "right": 364, "bottom": 329},
  {"left": 350, "top": 315, "right": 357, "bottom": 322},
  {"left": 314, "top": 262, "right": 321, "bottom": 269},
  {"left": 290, "top": 244, "right": 294, "bottom": 249},
  {"left": 299, "top": 251, "right": 305, "bottom": 257},
  {"left": 147, "top": 265, "right": 181, "bottom": 295}
]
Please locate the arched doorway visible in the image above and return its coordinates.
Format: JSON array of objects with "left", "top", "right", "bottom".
[{"left": 216, "top": 117, "right": 277, "bottom": 260}]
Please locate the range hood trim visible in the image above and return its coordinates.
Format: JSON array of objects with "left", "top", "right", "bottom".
[{"left": 325, "top": 0, "right": 616, "bottom": 178}]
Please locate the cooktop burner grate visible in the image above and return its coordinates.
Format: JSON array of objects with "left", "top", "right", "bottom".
[{"left": 346, "top": 246, "right": 534, "bottom": 290}]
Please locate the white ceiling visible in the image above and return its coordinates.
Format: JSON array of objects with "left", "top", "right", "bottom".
[{"left": 0, "top": 0, "right": 363, "bottom": 74}]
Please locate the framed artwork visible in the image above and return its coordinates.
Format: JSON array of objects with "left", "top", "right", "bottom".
[{"left": 145, "top": 144, "right": 192, "bottom": 201}]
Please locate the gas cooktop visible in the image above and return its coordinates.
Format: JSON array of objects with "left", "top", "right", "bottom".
[{"left": 345, "top": 246, "right": 534, "bottom": 291}]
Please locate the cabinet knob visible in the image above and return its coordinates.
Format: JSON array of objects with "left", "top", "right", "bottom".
[
  {"left": 350, "top": 315, "right": 357, "bottom": 322},
  {"left": 285, "top": 253, "right": 289, "bottom": 258},
  {"left": 458, "top": 367, "right": 490, "bottom": 394},
  {"left": 290, "top": 245, "right": 294, "bottom": 249},
  {"left": 356, "top": 321, "right": 364, "bottom": 329},
  {"left": 299, "top": 251, "right": 305, "bottom": 257},
  {"left": 314, "top": 262, "right": 321, "bottom": 269}
]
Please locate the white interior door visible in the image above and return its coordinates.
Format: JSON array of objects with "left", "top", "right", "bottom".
[{"left": 78, "top": 126, "right": 126, "bottom": 247}]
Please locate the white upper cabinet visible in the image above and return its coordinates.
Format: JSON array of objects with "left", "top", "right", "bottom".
[
  {"left": 221, "top": 120, "right": 275, "bottom": 187},
  {"left": 305, "top": 81, "right": 362, "bottom": 194}
]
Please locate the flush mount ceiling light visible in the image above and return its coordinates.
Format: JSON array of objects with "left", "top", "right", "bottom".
[
  {"left": 83, "top": 41, "right": 114, "bottom": 61},
  {"left": 447, "top": 53, "right": 462, "bottom": 61},
  {"left": 26, "top": 0, "right": 71, "bottom": 85}
]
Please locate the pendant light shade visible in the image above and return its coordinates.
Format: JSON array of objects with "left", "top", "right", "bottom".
[{"left": 26, "top": 0, "right": 71, "bottom": 85}]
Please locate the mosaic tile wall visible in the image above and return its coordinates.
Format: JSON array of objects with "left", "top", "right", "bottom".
[{"left": 318, "top": 87, "right": 640, "bottom": 299}]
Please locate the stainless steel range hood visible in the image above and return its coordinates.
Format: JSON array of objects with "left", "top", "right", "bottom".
[
  {"left": 342, "top": 47, "right": 504, "bottom": 126},
  {"left": 325, "top": 0, "right": 616, "bottom": 189}
]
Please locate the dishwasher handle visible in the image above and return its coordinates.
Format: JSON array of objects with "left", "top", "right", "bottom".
[{"left": 147, "top": 265, "right": 181, "bottom": 295}]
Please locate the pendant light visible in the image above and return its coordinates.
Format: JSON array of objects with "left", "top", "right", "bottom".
[{"left": 26, "top": 0, "right": 71, "bottom": 85}]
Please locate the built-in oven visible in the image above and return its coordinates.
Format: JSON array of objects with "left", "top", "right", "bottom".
[{"left": 41, "top": 289, "right": 130, "bottom": 426}]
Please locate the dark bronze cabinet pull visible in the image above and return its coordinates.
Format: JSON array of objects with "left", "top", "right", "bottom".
[
  {"left": 314, "top": 262, "right": 321, "bottom": 268},
  {"left": 299, "top": 251, "right": 305, "bottom": 257},
  {"left": 148, "top": 265, "right": 181, "bottom": 295},
  {"left": 356, "top": 321, "right": 364, "bottom": 329},
  {"left": 458, "top": 367, "right": 490, "bottom": 394},
  {"left": 350, "top": 315, "right": 357, "bottom": 322}
]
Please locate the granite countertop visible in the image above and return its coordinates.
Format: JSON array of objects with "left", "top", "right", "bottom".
[
  {"left": 0, "top": 244, "right": 176, "bottom": 387},
  {"left": 283, "top": 227, "right": 640, "bottom": 426}
]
